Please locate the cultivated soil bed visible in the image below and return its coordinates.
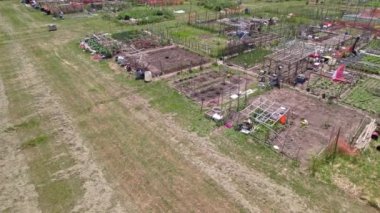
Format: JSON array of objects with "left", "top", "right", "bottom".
[
  {"left": 306, "top": 74, "right": 353, "bottom": 99},
  {"left": 259, "top": 88, "right": 366, "bottom": 163},
  {"left": 123, "top": 46, "right": 209, "bottom": 76},
  {"left": 172, "top": 68, "right": 255, "bottom": 109}
]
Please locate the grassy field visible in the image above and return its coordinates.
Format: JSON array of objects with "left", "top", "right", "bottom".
[
  {"left": 147, "top": 23, "right": 228, "bottom": 56},
  {"left": 228, "top": 48, "right": 271, "bottom": 67},
  {"left": 310, "top": 141, "right": 380, "bottom": 208},
  {"left": 0, "top": 1, "right": 379, "bottom": 212},
  {"left": 169, "top": 24, "right": 227, "bottom": 55},
  {"left": 0, "top": 3, "right": 241, "bottom": 212}
]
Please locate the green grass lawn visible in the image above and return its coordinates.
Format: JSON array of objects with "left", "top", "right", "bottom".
[
  {"left": 196, "top": 0, "right": 239, "bottom": 11},
  {"left": 111, "top": 29, "right": 142, "bottom": 42},
  {"left": 228, "top": 48, "right": 271, "bottom": 67},
  {"left": 310, "top": 141, "right": 380, "bottom": 208},
  {"left": 117, "top": 6, "right": 174, "bottom": 25},
  {"left": 155, "top": 24, "right": 228, "bottom": 56}
]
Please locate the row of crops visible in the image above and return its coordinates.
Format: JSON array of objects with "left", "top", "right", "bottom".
[
  {"left": 346, "top": 39, "right": 380, "bottom": 75},
  {"left": 308, "top": 77, "right": 349, "bottom": 98},
  {"left": 347, "top": 61, "right": 380, "bottom": 75},
  {"left": 348, "top": 54, "right": 380, "bottom": 75},
  {"left": 343, "top": 78, "right": 380, "bottom": 115}
]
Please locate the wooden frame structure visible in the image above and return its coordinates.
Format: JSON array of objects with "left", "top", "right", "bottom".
[
  {"left": 239, "top": 97, "right": 289, "bottom": 128},
  {"left": 262, "top": 42, "right": 315, "bottom": 84}
]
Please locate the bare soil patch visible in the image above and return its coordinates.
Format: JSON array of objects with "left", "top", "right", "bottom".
[
  {"left": 258, "top": 89, "right": 365, "bottom": 163},
  {"left": 124, "top": 46, "right": 209, "bottom": 76},
  {"left": 173, "top": 69, "right": 255, "bottom": 108}
]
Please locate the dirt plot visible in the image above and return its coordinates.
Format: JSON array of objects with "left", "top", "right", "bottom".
[
  {"left": 121, "top": 46, "right": 209, "bottom": 76},
  {"left": 173, "top": 69, "right": 255, "bottom": 109},
  {"left": 145, "top": 46, "right": 209, "bottom": 76},
  {"left": 259, "top": 89, "right": 366, "bottom": 163}
]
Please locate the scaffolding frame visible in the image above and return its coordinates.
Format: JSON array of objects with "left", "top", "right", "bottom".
[
  {"left": 239, "top": 97, "right": 289, "bottom": 128},
  {"left": 262, "top": 41, "right": 315, "bottom": 84}
]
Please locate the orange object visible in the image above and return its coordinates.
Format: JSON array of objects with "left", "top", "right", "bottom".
[
  {"left": 327, "top": 137, "right": 358, "bottom": 156},
  {"left": 279, "top": 115, "right": 287, "bottom": 125}
]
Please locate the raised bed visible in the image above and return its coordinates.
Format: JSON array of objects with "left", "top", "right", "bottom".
[
  {"left": 172, "top": 67, "right": 255, "bottom": 110},
  {"left": 307, "top": 75, "right": 352, "bottom": 99},
  {"left": 117, "top": 46, "right": 209, "bottom": 77},
  {"left": 112, "top": 30, "right": 167, "bottom": 52},
  {"left": 80, "top": 34, "right": 121, "bottom": 58}
]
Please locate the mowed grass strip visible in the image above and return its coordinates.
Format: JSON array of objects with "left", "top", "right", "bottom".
[
  {"left": 0, "top": 3, "right": 84, "bottom": 212},
  {"left": 23, "top": 37, "right": 243, "bottom": 211}
]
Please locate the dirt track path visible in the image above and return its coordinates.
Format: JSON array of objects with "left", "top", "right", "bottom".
[
  {"left": 0, "top": 5, "right": 127, "bottom": 212},
  {"left": 13, "top": 44, "right": 127, "bottom": 212},
  {"left": 116, "top": 93, "right": 311, "bottom": 212},
  {"left": 0, "top": 73, "right": 41, "bottom": 213},
  {"left": 0, "top": 5, "right": 41, "bottom": 212}
]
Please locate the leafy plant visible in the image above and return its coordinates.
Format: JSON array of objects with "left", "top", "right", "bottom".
[{"left": 86, "top": 38, "right": 112, "bottom": 58}]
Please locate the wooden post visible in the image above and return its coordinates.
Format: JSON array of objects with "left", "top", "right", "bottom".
[
  {"left": 332, "top": 127, "right": 341, "bottom": 165},
  {"left": 244, "top": 63, "right": 248, "bottom": 106},
  {"left": 200, "top": 98, "right": 205, "bottom": 112},
  {"left": 220, "top": 88, "right": 224, "bottom": 111}
]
